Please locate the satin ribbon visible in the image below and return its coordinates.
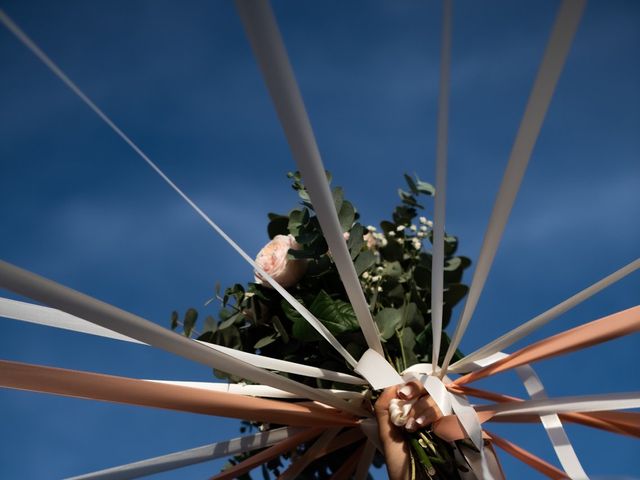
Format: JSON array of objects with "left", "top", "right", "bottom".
[
  {"left": 234, "top": 0, "right": 385, "bottom": 361},
  {"left": 0, "top": 260, "right": 367, "bottom": 417},
  {"left": 208, "top": 427, "right": 323, "bottom": 480},
  {"left": 67, "top": 427, "right": 301, "bottom": 480},
  {"left": 454, "top": 305, "right": 640, "bottom": 386},
  {"left": 440, "top": 0, "right": 587, "bottom": 374},
  {"left": 0, "top": 297, "right": 366, "bottom": 386},
  {"left": 0, "top": 359, "right": 356, "bottom": 427}
]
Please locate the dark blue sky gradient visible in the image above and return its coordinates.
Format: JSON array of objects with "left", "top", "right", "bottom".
[{"left": 0, "top": 1, "right": 638, "bottom": 478}]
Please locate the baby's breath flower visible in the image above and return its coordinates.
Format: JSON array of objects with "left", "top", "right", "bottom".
[
  {"left": 362, "top": 271, "right": 370, "bottom": 279},
  {"left": 419, "top": 216, "right": 428, "bottom": 224},
  {"left": 420, "top": 225, "right": 428, "bottom": 232},
  {"left": 410, "top": 224, "right": 417, "bottom": 231},
  {"left": 388, "top": 231, "right": 396, "bottom": 237},
  {"left": 412, "top": 239, "right": 422, "bottom": 250},
  {"left": 396, "top": 225, "right": 406, "bottom": 232},
  {"left": 426, "top": 219, "right": 434, "bottom": 227},
  {"left": 366, "top": 225, "right": 377, "bottom": 232},
  {"left": 377, "top": 286, "right": 383, "bottom": 292}
]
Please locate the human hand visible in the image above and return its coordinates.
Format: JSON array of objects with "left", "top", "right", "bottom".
[{"left": 374, "top": 381, "right": 444, "bottom": 480}]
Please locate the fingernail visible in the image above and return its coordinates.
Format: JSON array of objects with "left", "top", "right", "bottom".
[
  {"left": 415, "top": 416, "right": 427, "bottom": 426},
  {"left": 398, "top": 385, "right": 414, "bottom": 399},
  {"left": 405, "top": 418, "right": 416, "bottom": 430}
]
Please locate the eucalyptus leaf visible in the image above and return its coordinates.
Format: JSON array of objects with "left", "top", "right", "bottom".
[
  {"left": 338, "top": 200, "right": 355, "bottom": 231},
  {"left": 375, "top": 308, "right": 404, "bottom": 340},
  {"left": 183, "top": 308, "right": 198, "bottom": 337},
  {"left": 354, "top": 249, "right": 377, "bottom": 276},
  {"left": 254, "top": 335, "right": 277, "bottom": 349},
  {"left": 170, "top": 310, "right": 179, "bottom": 330}
]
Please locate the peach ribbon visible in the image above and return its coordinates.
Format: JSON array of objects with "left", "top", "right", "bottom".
[
  {"left": 485, "top": 430, "right": 568, "bottom": 479},
  {"left": 0, "top": 359, "right": 356, "bottom": 428},
  {"left": 330, "top": 443, "right": 366, "bottom": 480},
  {"left": 454, "top": 305, "right": 640, "bottom": 386}
]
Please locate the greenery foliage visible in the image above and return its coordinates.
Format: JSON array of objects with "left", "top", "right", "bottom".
[{"left": 170, "top": 172, "right": 471, "bottom": 479}]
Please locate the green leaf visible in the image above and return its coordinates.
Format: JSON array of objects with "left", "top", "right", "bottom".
[
  {"left": 347, "top": 223, "right": 365, "bottom": 260},
  {"left": 267, "top": 214, "right": 289, "bottom": 239},
  {"left": 332, "top": 186, "right": 344, "bottom": 213},
  {"left": 404, "top": 173, "right": 419, "bottom": 195},
  {"left": 219, "top": 311, "right": 242, "bottom": 330},
  {"left": 414, "top": 175, "right": 436, "bottom": 196},
  {"left": 338, "top": 201, "right": 355, "bottom": 231},
  {"left": 354, "top": 249, "right": 377, "bottom": 276},
  {"left": 375, "top": 308, "right": 404, "bottom": 340},
  {"left": 309, "top": 290, "right": 359, "bottom": 335},
  {"left": 382, "top": 261, "right": 403, "bottom": 278},
  {"left": 281, "top": 299, "right": 320, "bottom": 342},
  {"left": 254, "top": 334, "right": 277, "bottom": 349},
  {"left": 183, "top": 308, "right": 198, "bottom": 337},
  {"left": 271, "top": 316, "right": 290, "bottom": 343},
  {"left": 203, "top": 315, "right": 217, "bottom": 333},
  {"left": 444, "top": 257, "right": 462, "bottom": 271},
  {"left": 288, "top": 209, "right": 308, "bottom": 236},
  {"left": 444, "top": 283, "right": 469, "bottom": 308},
  {"left": 170, "top": 310, "right": 179, "bottom": 330},
  {"left": 401, "top": 327, "right": 418, "bottom": 367}
]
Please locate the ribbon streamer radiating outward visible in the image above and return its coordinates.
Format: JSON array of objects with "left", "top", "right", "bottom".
[
  {"left": 0, "top": 8, "right": 356, "bottom": 369},
  {"left": 67, "top": 427, "right": 300, "bottom": 480},
  {"left": 0, "top": 260, "right": 367, "bottom": 416},
  {"left": 0, "top": 359, "right": 356, "bottom": 427},
  {"left": 452, "top": 258, "right": 640, "bottom": 371},
  {"left": 455, "top": 305, "right": 640, "bottom": 385},
  {"left": 440, "top": 0, "right": 587, "bottom": 375},
  {"left": 234, "top": 0, "right": 385, "bottom": 361},
  {"left": 0, "top": 297, "right": 366, "bottom": 386},
  {"left": 430, "top": 0, "right": 453, "bottom": 374}
]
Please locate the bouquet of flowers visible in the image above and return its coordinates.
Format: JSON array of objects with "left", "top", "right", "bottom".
[{"left": 171, "top": 172, "right": 474, "bottom": 479}]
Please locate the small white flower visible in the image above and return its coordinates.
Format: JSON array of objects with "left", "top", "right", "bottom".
[
  {"left": 367, "top": 225, "right": 377, "bottom": 232},
  {"left": 410, "top": 224, "right": 417, "bottom": 231},
  {"left": 412, "top": 239, "right": 422, "bottom": 250},
  {"left": 396, "top": 225, "right": 406, "bottom": 232},
  {"left": 376, "top": 266, "right": 384, "bottom": 272},
  {"left": 426, "top": 220, "right": 434, "bottom": 227},
  {"left": 420, "top": 225, "right": 428, "bottom": 232},
  {"left": 377, "top": 286, "right": 383, "bottom": 292},
  {"left": 419, "top": 216, "right": 428, "bottom": 225},
  {"left": 389, "top": 398, "right": 417, "bottom": 427},
  {"left": 362, "top": 271, "right": 370, "bottom": 279},
  {"left": 371, "top": 275, "right": 381, "bottom": 282},
  {"left": 388, "top": 231, "right": 396, "bottom": 237}
]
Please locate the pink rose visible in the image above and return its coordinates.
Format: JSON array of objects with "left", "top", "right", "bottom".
[{"left": 254, "top": 235, "right": 307, "bottom": 288}]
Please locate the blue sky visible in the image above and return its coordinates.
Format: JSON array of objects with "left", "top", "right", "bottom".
[{"left": 0, "top": 0, "right": 638, "bottom": 478}]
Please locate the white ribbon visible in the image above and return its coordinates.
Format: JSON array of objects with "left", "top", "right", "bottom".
[
  {"left": 144, "top": 380, "right": 365, "bottom": 400},
  {"left": 355, "top": 348, "right": 404, "bottom": 389},
  {"left": 451, "top": 258, "right": 640, "bottom": 371},
  {"left": 234, "top": 0, "right": 385, "bottom": 359},
  {"left": 0, "top": 8, "right": 357, "bottom": 369},
  {"left": 462, "top": 353, "right": 588, "bottom": 478},
  {"left": 67, "top": 427, "right": 300, "bottom": 479},
  {"left": 479, "top": 392, "right": 640, "bottom": 417},
  {"left": 440, "top": 0, "right": 587, "bottom": 375},
  {"left": 0, "top": 260, "right": 367, "bottom": 417},
  {"left": 430, "top": 0, "right": 453, "bottom": 374},
  {"left": 0, "top": 297, "right": 366, "bottom": 386}
]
